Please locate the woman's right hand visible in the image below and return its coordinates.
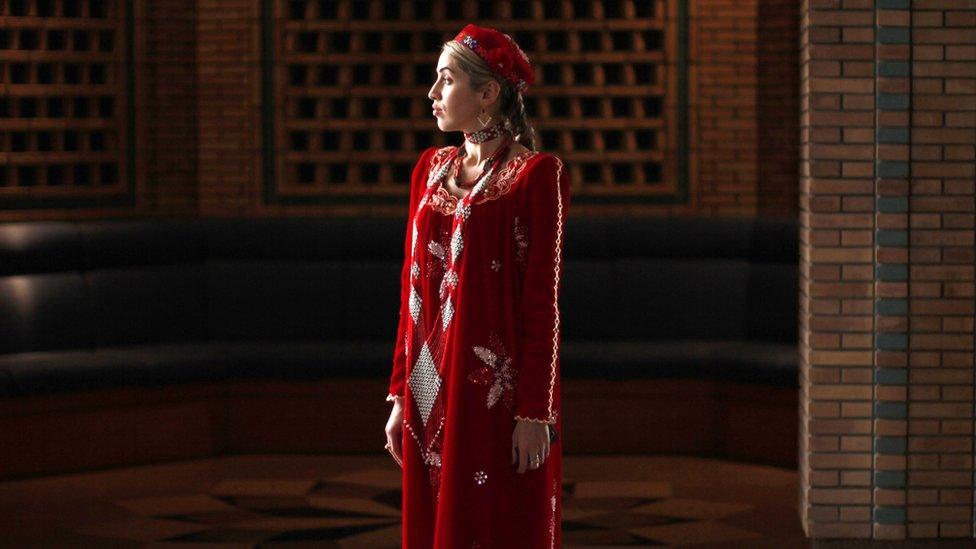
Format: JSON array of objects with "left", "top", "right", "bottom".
[{"left": 385, "top": 397, "right": 404, "bottom": 468}]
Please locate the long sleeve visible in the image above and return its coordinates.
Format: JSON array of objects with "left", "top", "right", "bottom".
[
  {"left": 514, "top": 154, "right": 570, "bottom": 424},
  {"left": 388, "top": 146, "right": 438, "bottom": 401}
]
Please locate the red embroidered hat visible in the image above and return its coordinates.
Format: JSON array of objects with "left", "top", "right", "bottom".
[{"left": 453, "top": 24, "right": 535, "bottom": 93}]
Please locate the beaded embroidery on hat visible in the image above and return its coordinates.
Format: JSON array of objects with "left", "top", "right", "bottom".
[{"left": 459, "top": 32, "right": 529, "bottom": 92}]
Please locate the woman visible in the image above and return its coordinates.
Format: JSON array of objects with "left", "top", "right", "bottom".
[{"left": 384, "top": 24, "right": 569, "bottom": 548}]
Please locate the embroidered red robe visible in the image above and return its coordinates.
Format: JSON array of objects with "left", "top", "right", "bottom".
[{"left": 387, "top": 144, "right": 569, "bottom": 548}]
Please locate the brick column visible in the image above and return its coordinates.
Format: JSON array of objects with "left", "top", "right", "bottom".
[
  {"left": 905, "top": 0, "right": 975, "bottom": 539},
  {"left": 800, "top": 0, "right": 976, "bottom": 541}
]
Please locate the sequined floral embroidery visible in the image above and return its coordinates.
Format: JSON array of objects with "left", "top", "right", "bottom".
[
  {"left": 514, "top": 216, "right": 529, "bottom": 270},
  {"left": 404, "top": 417, "right": 445, "bottom": 502},
  {"left": 481, "top": 150, "right": 538, "bottom": 202},
  {"left": 548, "top": 478, "right": 558, "bottom": 548},
  {"left": 468, "top": 332, "right": 516, "bottom": 412},
  {"left": 425, "top": 225, "right": 450, "bottom": 280},
  {"left": 429, "top": 185, "right": 461, "bottom": 216},
  {"left": 491, "top": 259, "right": 501, "bottom": 272},
  {"left": 427, "top": 427, "right": 445, "bottom": 501},
  {"left": 426, "top": 147, "right": 455, "bottom": 188},
  {"left": 474, "top": 470, "right": 488, "bottom": 485},
  {"left": 427, "top": 149, "right": 540, "bottom": 216}
]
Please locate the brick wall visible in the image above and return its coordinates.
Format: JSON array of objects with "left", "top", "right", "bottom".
[
  {"left": 140, "top": 0, "right": 199, "bottom": 217},
  {"left": 691, "top": 0, "right": 762, "bottom": 216},
  {"left": 196, "top": 0, "right": 260, "bottom": 217},
  {"left": 799, "top": 0, "right": 975, "bottom": 540},
  {"left": 905, "top": 1, "right": 975, "bottom": 538},
  {"left": 758, "top": 0, "right": 801, "bottom": 217},
  {"left": 687, "top": 0, "right": 799, "bottom": 218}
]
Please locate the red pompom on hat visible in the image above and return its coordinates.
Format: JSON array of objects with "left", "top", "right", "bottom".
[{"left": 453, "top": 24, "right": 535, "bottom": 93}]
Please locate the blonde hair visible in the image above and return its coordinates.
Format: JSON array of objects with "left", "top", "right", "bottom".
[{"left": 440, "top": 40, "right": 539, "bottom": 151}]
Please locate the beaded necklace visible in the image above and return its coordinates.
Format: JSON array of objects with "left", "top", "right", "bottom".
[{"left": 463, "top": 122, "right": 507, "bottom": 144}]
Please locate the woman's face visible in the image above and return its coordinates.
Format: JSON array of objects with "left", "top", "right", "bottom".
[{"left": 427, "top": 50, "right": 496, "bottom": 133}]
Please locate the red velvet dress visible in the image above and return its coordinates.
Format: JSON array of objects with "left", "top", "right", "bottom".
[{"left": 387, "top": 144, "right": 569, "bottom": 548}]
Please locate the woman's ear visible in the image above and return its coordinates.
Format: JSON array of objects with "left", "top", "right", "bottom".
[{"left": 481, "top": 79, "right": 501, "bottom": 107}]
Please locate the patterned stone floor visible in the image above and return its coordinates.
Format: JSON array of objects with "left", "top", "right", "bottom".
[{"left": 0, "top": 454, "right": 808, "bottom": 547}]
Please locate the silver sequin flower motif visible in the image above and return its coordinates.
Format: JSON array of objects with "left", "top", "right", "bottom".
[
  {"left": 474, "top": 470, "right": 487, "bottom": 485},
  {"left": 467, "top": 332, "right": 516, "bottom": 412},
  {"left": 426, "top": 226, "right": 450, "bottom": 280},
  {"left": 439, "top": 269, "right": 458, "bottom": 299}
]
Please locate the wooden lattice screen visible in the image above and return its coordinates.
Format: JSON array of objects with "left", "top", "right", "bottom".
[
  {"left": 264, "top": 0, "right": 688, "bottom": 206},
  {"left": 0, "top": 0, "right": 134, "bottom": 210}
]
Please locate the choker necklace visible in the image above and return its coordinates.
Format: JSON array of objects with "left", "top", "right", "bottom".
[
  {"left": 463, "top": 123, "right": 508, "bottom": 144},
  {"left": 455, "top": 135, "right": 513, "bottom": 188}
]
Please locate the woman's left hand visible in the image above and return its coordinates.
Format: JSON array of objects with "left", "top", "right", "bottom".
[{"left": 512, "top": 419, "right": 550, "bottom": 474}]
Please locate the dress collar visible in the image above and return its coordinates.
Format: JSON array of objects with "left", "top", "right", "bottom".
[{"left": 427, "top": 149, "right": 540, "bottom": 216}]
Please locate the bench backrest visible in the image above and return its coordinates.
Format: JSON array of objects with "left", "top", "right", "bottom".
[{"left": 0, "top": 216, "right": 798, "bottom": 355}]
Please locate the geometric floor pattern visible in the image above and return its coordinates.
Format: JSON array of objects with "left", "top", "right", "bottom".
[
  {"left": 0, "top": 454, "right": 809, "bottom": 548},
  {"left": 81, "top": 477, "right": 757, "bottom": 546}
]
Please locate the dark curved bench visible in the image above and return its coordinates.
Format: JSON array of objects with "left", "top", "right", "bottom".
[
  {"left": 0, "top": 216, "right": 798, "bottom": 476},
  {"left": 560, "top": 215, "right": 797, "bottom": 387},
  {"left": 0, "top": 218, "right": 408, "bottom": 396}
]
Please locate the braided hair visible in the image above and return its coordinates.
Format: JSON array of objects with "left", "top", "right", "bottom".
[{"left": 441, "top": 40, "right": 540, "bottom": 151}]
